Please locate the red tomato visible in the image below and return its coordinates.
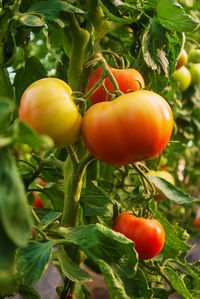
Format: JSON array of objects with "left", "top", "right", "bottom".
[
  {"left": 87, "top": 66, "right": 145, "bottom": 104},
  {"left": 112, "top": 212, "right": 165, "bottom": 260},
  {"left": 33, "top": 191, "right": 44, "bottom": 208},
  {"left": 82, "top": 90, "right": 173, "bottom": 166},
  {"left": 194, "top": 218, "right": 200, "bottom": 229}
]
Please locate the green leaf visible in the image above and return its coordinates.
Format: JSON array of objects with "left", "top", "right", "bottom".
[
  {"left": 0, "top": 149, "right": 33, "bottom": 246},
  {"left": 148, "top": 175, "right": 197, "bottom": 203},
  {"left": 35, "top": 209, "right": 61, "bottom": 227},
  {"left": 28, "top": 0, "right": 85, "bottom": 27},
  {"left": 19, "top": 13, "right": 45, "bottom": 27},
  {"left": 0, "top": 270, "right": 17, "bottom": 297},
  {"left": 16, "top": 241, "right": 53, "bottom": 286},
  {"left": 80, "top": 181, "right": 116, "bottom": 225},
  {"left": 13, "top": 120, "right": 54, "bottom": 150},
  {"left": 14, "top": 56, "right": 47, "bottom": 105},
  {"left": 0, "top": 97, "right": 14, "bottom": 133},
  {"left": 99, "top": 0, "right": 142, "bottom": 24},
  {"left": 142, "top": 19, "right": 183, "bottom": 77},
  {"left": 18, "top": 285, "right": 42, "bottom": 299},
  {"left": 155, "top": 213, "right": 191, "bottom": 260},
  {"left": 54, "top": 248, "right": 92, "bottom": 282},
  {"left": 0, "top": 220, "right": 16, "bottom": 271},
  {"left": 157, "top": 0, "right": 199, "bottom": 32},
  {"left": 58, "top": 223, "right": 138, "bottom": 299},
  {"left": 0, "top": 68, "right": 14, "bottom": 98},
  {"left": 163, "top": 267, "right": 193, "bottom": 299}
]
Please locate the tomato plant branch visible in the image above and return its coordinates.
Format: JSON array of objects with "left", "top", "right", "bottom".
[
  {"left": 67, "top": 145, "right": 80, "bottom": 166},
  {"left": 67, "top": 14, "right": 90, "bottom": 91},
  {"left": 32, "top": 225, "right": 48, "bottom": 241}
]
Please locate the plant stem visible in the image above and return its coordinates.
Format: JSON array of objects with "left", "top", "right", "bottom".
[{"left": 67, "top": 14, "right": 90, "bottom": 91}]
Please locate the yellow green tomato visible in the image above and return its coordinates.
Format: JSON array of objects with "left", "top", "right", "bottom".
[
  {"left": 19, "top": 78, "right": 82, "bottom": 147},
  {"left": 172, "top": 66, "right": 191, "bottom": 91},
  {"left": 188, "top": 49, "right": 200, "bottom": 63},
  {"left": 147, "top": 170, "right": 175, "bottom": 201},
  {"left": 188, "top": 63, "right": 200, "bottom": 85},
  {"left": 176, "top": 49, "right": 188, "bottom": 70}
]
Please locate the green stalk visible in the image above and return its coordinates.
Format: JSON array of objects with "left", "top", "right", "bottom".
[{"left": 67, "top": 14, "right": 90, "bottom": 91}]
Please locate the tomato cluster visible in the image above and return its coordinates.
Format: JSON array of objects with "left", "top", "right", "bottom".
[{"left": 172, "top": 48, "right": 200, "bottom": 91}]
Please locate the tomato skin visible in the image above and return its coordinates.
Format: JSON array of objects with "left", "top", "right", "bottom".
[
  {"left": 87, "top": 67, "right": 145, "bottom": 104},
  {"left": 172, "top": 66, "right": 191, "bottom": 91},
  {"left": 176, "top": 49, "right": 188, "bottom": 70},
  {"left": 112, "top": 212, "right": 165, "bottom": 260},
  {"left": 82, "top": 90, "right": 173, "bottom": 166},
  {"left": 188, "top": 49, "right": 200, "bottom": 63},
  {"left": 188, "top": 63, "right": 200, "bottom": 85},
  {"left": 33, "top": 191, "right": 44, "bottom": 208},
  {"left": 147, "top": 170, "right": 175, "bottom": 201},
  {"left": 19, "top": 78, "right": 82, "bottom": 147},
  {"left": 194, "top": 218, "right": 200, "bottom": 229}
]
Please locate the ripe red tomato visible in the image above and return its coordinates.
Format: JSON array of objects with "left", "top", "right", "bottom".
[
  {"left": 82, "top": 90, "right": 173, "bottom": 166},
  {"left": 176, "top": 49, "right": 188, "bottom": 70},
  {"left": 87, "top": 66, "right": 145, "bottom": 104},
  {"left": 112, "top": 212, "right": 165, "bottom": 260},
  {"left": 19, "top": 78, "right": 82, "bottom": 147},
  {"left": 33, "top": 191, "right": 44, "bottom": 208}
]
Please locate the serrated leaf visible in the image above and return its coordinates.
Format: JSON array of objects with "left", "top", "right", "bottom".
[
  {"left": 148, "top": 175, "right": 197, "bottom": 203},
  {"left": 157, "top": 0, "right": 199, "bottom": 32},
  {"left": 155, "top": 213, "right": 191, "bottom": 260},
  {"left": 58, "top": 223, "right": 138, "bottom": 298},
  {"left": 0, "top": 149, "right": 33, "bottom": 246},
  {"left": 28, "top": 0, "right": 85, "bottom": 27},
  {"left": 99, "top": 0, "right": 142, "bottom": 24},
  {"left": 142, "top": 19, "right": 183, "bottom": 76},
  {"left": 16, "top": 241, "right": 53, "bottom": 286},
  {"left": 54, "top": 248, "right": 92, "bottom": 282},
  {"left": 19, "top": 13, "right": 45, "bottom": 27},
  {"left": 13, "top": 120, "right": 54, "bottom": 150},
  {"left": 163, "top": 267, "right": 193, "bottom": 299}
]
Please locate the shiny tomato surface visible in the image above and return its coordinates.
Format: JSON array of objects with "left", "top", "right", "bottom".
[
  {"left": 88, "top": 66, "right": 145, "bottom": 104},
  {"left": 82, "top": 90, "right": 173, "bottom": 166},
  {"left": 112, "top": 212, "right": 165, "bottom": 260},
  {"left": 19, "top": 78, "right": 82, "bottom": 147}
]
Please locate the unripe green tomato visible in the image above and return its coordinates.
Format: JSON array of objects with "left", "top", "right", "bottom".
[
  {"left": 147, "top": 170, "right": 175, "bottom": 201},
  {"left": 172, "top": 66, "right": 191, "bottom": 91},
  {"left": 188, "top": 63, "right": 200, "bottom": 85},
  {"left": 176, "top": 49, "right": 188, "bottom": 70},
  {"left": 188, "top": 49, "right": 200, "bottom": 63},
  {"left": 19, "top": 78, "right": 82, "bottom": 147}
]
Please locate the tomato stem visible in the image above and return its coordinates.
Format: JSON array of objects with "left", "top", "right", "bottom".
[{"left": 67, "top": 14, "right": 90, "bottom": 91}]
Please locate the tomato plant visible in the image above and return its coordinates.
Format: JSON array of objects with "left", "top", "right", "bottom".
[
  {"left": 33, "top": 191, "right": 44, "bottom": 208},
  {"left": 112, "top": 212, "right": 165, "bottom": 260},
  {"left": 19, "top": 78, "right": 82, "bottom": 147},
  {"left": 172, "top": 65, "right": 191, "bottom": 91},
  {"left": 87, "top": 66, "right": 145, "bottom": 104},
  {"left": 82, "top": 90, "right": 173, "bottom": 165},
  {"left": 1, "top": 0, "right": 200, "bottom": 298}
]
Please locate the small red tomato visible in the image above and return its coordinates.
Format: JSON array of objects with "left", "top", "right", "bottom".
[
  {"left": 194, "top": 218, "right": 200, "bottom": 229},
  {"left": 33, "top": 191, "right": 44, "bottom": 208},
  {"left": 87, "top": 66, "right": 145, "bottom": 104},
  {"left": 112, "top": 212, "right": 165, "bottom": 260}
]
